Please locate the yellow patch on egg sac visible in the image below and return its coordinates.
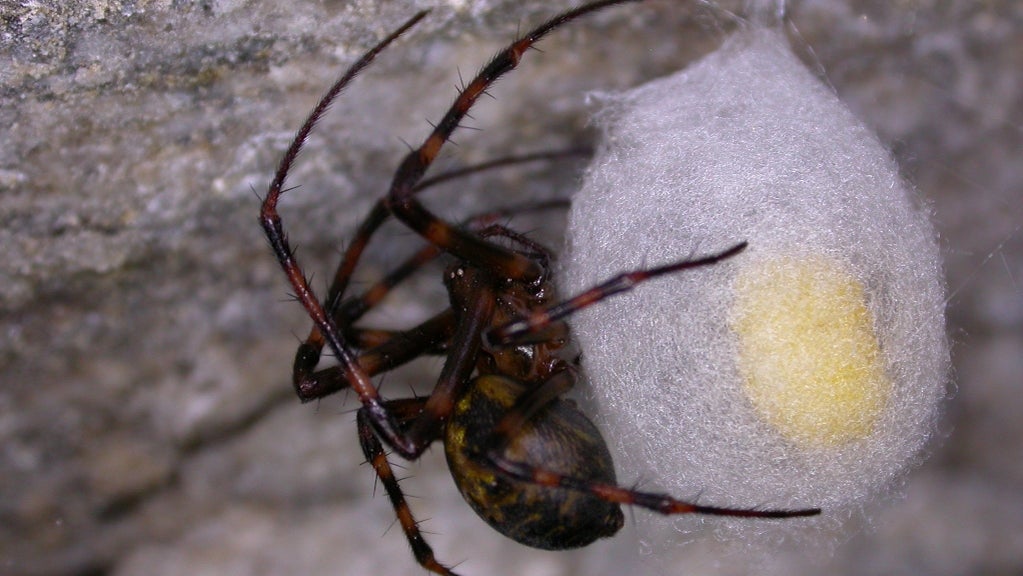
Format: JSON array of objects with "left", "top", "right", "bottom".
[{"left": 731, "top": 255, "right": 890, "bottom": 447}]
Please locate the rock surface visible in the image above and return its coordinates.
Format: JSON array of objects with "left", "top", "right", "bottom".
[{"left": 2, "top": 1, "right": 1021, "bottom": 575}]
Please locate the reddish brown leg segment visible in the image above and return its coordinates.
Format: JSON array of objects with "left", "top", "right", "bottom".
[
  {"left": 488, "top": 452, "right": 822, "bottom": 519},
  {"left": 292, "top": 161, "right": 575, "bottom": 408},
  {"left": 486, "top": 242, "right": 749, "bottom": 347},
  {"left": 260, "top": 11, "right": 431, "bottom": 454},
  {"left": 384, "top": 1, "right": 642, "bottom": 284},
  {"left": 481, "top": 369, "right": 821, "bottom": 520},
  {"left": 294, "top": 199, "right": 569, "bottom": 401},
  {"left": 356, "top": 399, "right": 460, "bottom": 576}
]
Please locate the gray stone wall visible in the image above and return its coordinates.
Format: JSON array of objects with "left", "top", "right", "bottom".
[{"left": 2, "top": 1, "right": 1020, "bottom": 575}]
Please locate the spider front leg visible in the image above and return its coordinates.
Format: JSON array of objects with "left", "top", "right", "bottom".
[
  {"left": 487, "top": 443, "right": 823, "bottom": 520},
  {"left": 384, "top": 0, "right": 643, "bottom": 285},
  {"left": 260, "top": 11, "right": 436, "bottom": 457},
  {"left": 486, "top": 242, "right": 749, "bottom": 347}
]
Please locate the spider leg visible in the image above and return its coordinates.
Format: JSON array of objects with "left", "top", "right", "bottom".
[
  {"left": 476, "top": 223, "right": 555, "bottom": 271},
  {"left": 384, "top": 0, "right": 643, "bottom": 284},
  {"left": 481, "top": 370, "right": 822, "bottom": 520},
  {"left": 326, "top": 149, "right": 588, "bottom": 330},
  {"left": 263, "top": 6, "right": 428, "bottom": 306},
  {"left": 320, "top": 149, "right": 586, "bottom": 347},
  {"left": 488, "top": 453, "right": 822, "bottom": 519},
  {"left": 294, "top": 200, "right": 568, "bottom": 401},
  {"left": 487, "top": 366, "right": 577, "bottom": 442},
  {"left": 393, "top": 270, "right": 497, "bottom": 454},
  {"left": 415, "top": 147, "right": 589, "bottom": 190},
  {"left": 356, "top": 398, "right": 461, "bottom": 576},
  {"left": 485, "top": 241, "right": 749, "bottom": 347},
  {"left": 292, "top": 152, "right": 578, "bottom": 406},
  {"left": 261, "top": 11, "right": 434, "bottom": 458},
  {"left": 335, "top": 198, "right": 570, "bottom": 328},
  {"left": 347, "top": 324, "right": 450, "bottom": 351},
  {"left": 295, "top": 310, "right": 457, "bottom": 402},
  {"left": 313, "top": 266, "right": 498, "bottom": 457},
  {"left": 337, "top": 202, "right": 563, "bottom": 344}
]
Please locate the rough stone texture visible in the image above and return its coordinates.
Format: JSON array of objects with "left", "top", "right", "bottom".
[{"left": 1, "top": 1, "right": 1020, "bottom": 576}]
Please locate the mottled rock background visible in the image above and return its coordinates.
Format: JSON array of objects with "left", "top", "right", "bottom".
[{"left": 1, "top": 1, "right": 1020, "bottom": 575}]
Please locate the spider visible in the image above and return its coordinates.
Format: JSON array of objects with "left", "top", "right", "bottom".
[{"left": 259, "top": 1, "right": 820, "bottom": 573}]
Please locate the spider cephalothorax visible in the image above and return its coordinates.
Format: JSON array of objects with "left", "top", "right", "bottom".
[{"left": 260, "top": 1, "right": 819, "bottom": 573}]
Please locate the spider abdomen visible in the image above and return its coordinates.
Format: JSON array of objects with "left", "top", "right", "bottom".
[{"left": 445, "top": 375, "right": 625, "bottom": 550}]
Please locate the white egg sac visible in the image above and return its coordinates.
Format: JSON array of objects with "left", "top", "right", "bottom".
[{"left": 562, "top": 28, "right": 949, "bottom": 547}]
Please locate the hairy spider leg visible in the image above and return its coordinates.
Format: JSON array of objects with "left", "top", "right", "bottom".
[
  {"left": 287, "top": 148, "right": 584, "bottom": 402},
  {"left": 294, "top": 310, "right": 458, "bottom": 402},
  {"left": 486, "top": 241, "right": 750, "bottom": 347},
  {"left": 480, "top": 364, "right": 822, "bottom": 520},
  {"left": 293, "top": 199, "right": 570, "bottom": 402},
  {"left": 383, "top": 0, "right": 644, "bottom": 287},
  {"left": 476, "top": 223, "right": 554, "bottom": 270},
  {"left": 260, "top": 10, "right": 431, "bottom": 456},
  {"left": 336, "top": 196, "right": 571, "bottom": 329},
  {"left": 354, "top": 396, "right": 460, "bottom": 576},
  {"left": 487, "top": 447, "right": 823, "bottom": 519}
]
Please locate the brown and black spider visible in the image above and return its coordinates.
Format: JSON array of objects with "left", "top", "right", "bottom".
[{"left": 259, "top": 1, "right": 820, "bottom": 573}]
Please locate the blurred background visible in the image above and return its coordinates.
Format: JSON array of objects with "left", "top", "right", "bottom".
[{"left": 2, "top": 1, "right": 1020, "bottom": 575}]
